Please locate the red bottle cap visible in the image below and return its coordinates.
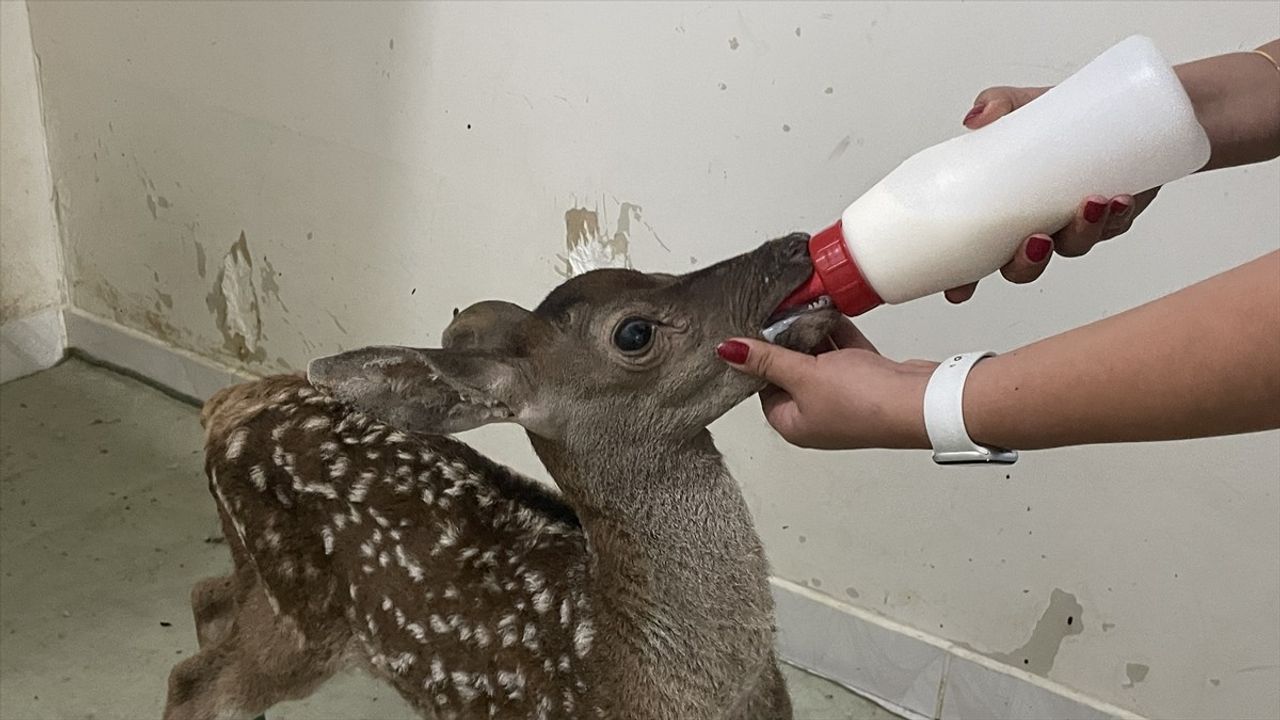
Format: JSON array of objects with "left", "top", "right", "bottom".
[{"left": 778, "top": 221, "right": 883, "bottom": 316}]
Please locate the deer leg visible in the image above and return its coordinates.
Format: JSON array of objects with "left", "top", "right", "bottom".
[
  {"left": 165, "top": 579, "right": 345, "bottom": 720},
  {"left": 731, "top": 661, "right": 793, "bottom": 720},
  {"left": 190, "top": 573, "right": 237, "bottom": 648}
]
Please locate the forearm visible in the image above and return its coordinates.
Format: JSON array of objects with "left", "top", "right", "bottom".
[
  {"left": 961, "top": 251, "right": 1280, "bottom": 450},
  {"left": 1180, "top": 39, "right": 1280, "bottom": 171}
]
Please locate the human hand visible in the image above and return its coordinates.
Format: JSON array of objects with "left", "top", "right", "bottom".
[
  {"left": 945, "top": 86, "right": 1160, "bottom": 303},
  {"left": 716, "top": 320, "right": 933, "bottom": 450}
]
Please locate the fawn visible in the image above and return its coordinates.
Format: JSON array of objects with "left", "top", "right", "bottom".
[{"left": 164, "top": 233, "right": 840, "bottom": 720}]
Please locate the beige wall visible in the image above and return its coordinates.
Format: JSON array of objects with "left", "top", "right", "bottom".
[
  {"left": 24, "top": 2, "right": 1280, "bottom": 717},
  {"left": 1, "top": 0, "right": 61, "bottom": 323}
]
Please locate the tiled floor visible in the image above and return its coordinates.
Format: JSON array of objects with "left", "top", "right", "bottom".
[{"left": 0, "top": 359, "right": 901, "bottom": 720}]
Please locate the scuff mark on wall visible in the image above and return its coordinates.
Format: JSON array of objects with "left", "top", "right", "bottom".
[
  {"left": 205, "top": 231, "right": 266, "bottom": 363},
  {"left": 987, "top": 588, "right": 1083, "bottom": 676},
  {"left": 325, "top": 311, "right": 349, "bottom": 335},
  {"left": 615, "top": 200, "right": 670, "bottom": 252},
  {"left": 259, "top": 255, "right": 289, "bottom": 313},
  {"left": 828, "top": 135, "right": 852, "bottom": 161},
  {"left": 1124, "top": 662, "right": 1149, "bottom": 688},
  {"left": 194, "top": 241, "right": 207, "bottom": 279}
]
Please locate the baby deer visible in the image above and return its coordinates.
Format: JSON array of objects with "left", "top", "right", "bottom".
[{"left": 163, "top": 233, "right": 840, "bottom": 720}]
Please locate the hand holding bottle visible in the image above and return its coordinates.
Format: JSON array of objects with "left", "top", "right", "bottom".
[{"left": 944, "top": 86, "right": 1159, "bottom": 304}]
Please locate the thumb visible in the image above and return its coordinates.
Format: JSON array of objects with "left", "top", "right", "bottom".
[{"left": 717, "top": 338, "right": 816, "bottom": 391}]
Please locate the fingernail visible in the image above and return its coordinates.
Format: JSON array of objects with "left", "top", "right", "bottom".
[
  {"left": 1109, "top": 198, "right": 1131, "bottom": 216},
  {"left": 1083, "top": 200, "right": 1107, "bottom": 224},
  {"left": 962, "top": 103, "right": 986, "bottom": 126},
  {"left": 717, "top": 340, "right": 750, "bottom": 365},
  {"left": 1025, "top": 235, "right": 1052, "bottom": 263}
]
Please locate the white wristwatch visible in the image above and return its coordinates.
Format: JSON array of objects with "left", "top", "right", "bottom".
[{"left": 923, "top": 352, "right": 1019, "bottom": 465}]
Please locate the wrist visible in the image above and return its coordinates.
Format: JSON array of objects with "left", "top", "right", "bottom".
[
  {"left": 1175, "top": 45, "right": 1280, "bottom": 172},
  {"left": 883, "top": 365, "right": 932, "bottom": 450}
]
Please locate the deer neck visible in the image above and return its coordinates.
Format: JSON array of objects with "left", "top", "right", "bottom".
[{"left": 529, "top": 430, "right": 774, "bottom": 643}]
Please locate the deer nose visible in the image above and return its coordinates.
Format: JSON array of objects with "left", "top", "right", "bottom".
[{"left": 780, "top": 232, "right": 812, "bottom": 264}]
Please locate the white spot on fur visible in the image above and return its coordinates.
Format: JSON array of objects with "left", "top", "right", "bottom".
[
  {"left": 329, "top": 456, "right": 350, "bottom": 479},
  {"left": 574, "top": 621, "right": 594, "bottom": 657},
  {"left": 249, "top": 465, "right": 268, "bottom": 490},
  {"left": 225, "top": 428, "right": 249, "bottom": 460},
  {"left": 388, "top": 652, "right": 415, "bottom": 674},
  {"left": 533, "top": 589, "right": 552, "bottom": 614},
  {"left": 321, "top": 526, "right": 335, "bottom": 555},
  {"left": 303, "top": 415, "right": 330, "bottom": 431}
]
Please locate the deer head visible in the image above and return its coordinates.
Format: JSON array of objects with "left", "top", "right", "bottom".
[{"left": 307, "top": 234, "right": 838, "bottom": 448}]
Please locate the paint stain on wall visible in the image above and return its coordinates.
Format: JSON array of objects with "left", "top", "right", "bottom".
[
  {"left": 1123, "top": 662, "right": 1150, "bottom": 688},
  {"left": 194, "top": 242, "right": 207, "bottom": 279},
  {"left": 90, "top": 279, "right": 185, "bottom": 348},
  {"left": 206, "top": 231, "right": 266, "bottom": 363},
  {"left": 728, "top": 37, "right": 740, "bottom": 50},
  {"left": 844, "top": 587, "right": 860, "bottom": 599},
  {"left": 558, "top": 206, "right": 629, "bottom": 278},
  {"left": 988, "top": 588, "right": 1084, "bottom": 676}
]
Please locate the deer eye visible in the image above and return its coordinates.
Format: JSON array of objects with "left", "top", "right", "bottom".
[{"left": 613, "top": 318, "right": 654, "bottom": 354}]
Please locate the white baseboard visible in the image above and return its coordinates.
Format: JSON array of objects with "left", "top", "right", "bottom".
[
  {"left": 56, "top": 309, "right": 1145, "bottom": 720},
  {"left": 0, "top": 306, "right": 66, "bottom": 384},
  {"left": 771, "top": 578, "right": 1145, "bottom": 720},
  {"left": 62, "top": 308, "right": 254, "bottom": 401}
]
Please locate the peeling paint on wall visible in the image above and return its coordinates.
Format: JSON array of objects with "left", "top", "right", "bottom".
[
  {"left": 987, "top": 588, "right": 1083, "bottom": 676},
  {"left": 205, "top": 231, "right": 265, "bottom": 363},
  {"left": 555, "top": 198, "right": 671, "bottom": 277},
  {"left": 559, "top": 207, "right": 627, "bottom": 277}
]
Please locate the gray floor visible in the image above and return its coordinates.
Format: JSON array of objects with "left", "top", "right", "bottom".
[{"left": 0, "top": 359, "right": 900, "bottom": 720}]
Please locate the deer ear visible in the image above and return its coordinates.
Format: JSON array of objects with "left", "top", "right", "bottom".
[{"left": 307, "top": 346, "right": 531, "bottom": 435}]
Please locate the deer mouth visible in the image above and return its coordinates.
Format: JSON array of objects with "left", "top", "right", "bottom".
[{"left": 761, "top": 294, "right": 834, "bottom": 343}]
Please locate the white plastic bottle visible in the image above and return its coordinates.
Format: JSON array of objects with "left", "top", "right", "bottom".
[{"left": 783, "top": 35, "right": 1211, "bottom": 316}]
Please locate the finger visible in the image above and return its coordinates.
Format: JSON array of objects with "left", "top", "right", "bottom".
[
  {"left": 759, "top": 388, "right": 804, "bottom": 442},
  {"left": 1053, "top": 195, "right": 1111, "bottom": 257},
  {"left": 828, "top": 318, "right": 878, "bottom": 353},
  {"left": 999, "top": 234, "right": 1054, "bottom": 284},
  {"left": 1100, "top": 188, "right": 1159, "bottom": 241},
  {"left": 963, "top": 86, "right": 1050, "bottom": 129},
  {"left": 717, "top": 338, "right": 816, "bottom": 392},
  {"left": 945, "top": 283, "right": 978, "bottom": 304},
  {"left": 1099, "top": 195, "right": 1135, "bottom": 241}
]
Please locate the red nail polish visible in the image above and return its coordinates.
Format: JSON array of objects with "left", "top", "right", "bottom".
[
  {"left": 1083, "top": 200, "right": 1106, "bottom": 224},
  {"left": 1109, "top": 199, "right": 1131, "bottom": 216},
  {"left": 962, "top": 103, "right": 986, "bottom": 125},
  {"left": 1025, "top": 236, "right": 1052, "bottom": 263},
  {"left": 717, "top": 340, "right": 750, "bottom": 365}
]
